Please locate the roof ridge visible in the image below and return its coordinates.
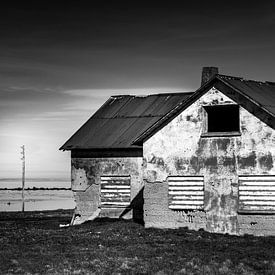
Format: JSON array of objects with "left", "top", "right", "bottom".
[
  {"left": 217, "top": 74, "right": 244, "bottom": 81},
  {"left": 148, "top": 91, "right": 193, "bottom": 96},
  {"left": 111, "top": 91, "right": 193, "bottom": 98},
  {"left": 92, "top": 115, "right": 164, "bottom": 119},
  {"left": 133, "top": 73, "right": 275, "bottom": 145},
  {"left": 218, "top": 74, "right": 275, "bottom": 86}
]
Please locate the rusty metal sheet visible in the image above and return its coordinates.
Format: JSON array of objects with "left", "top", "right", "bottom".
[
  {"left": 60, "top": 92, "right": 192, "bottom": 150},
  {"left": 100, "top": 176, "right": 131, "bottom": 208},
  {"left": 239, "top": 175, "right": 275, "bottom": 212},
  {"left": 168, "top": 176, "right": 204, "bottom": 210}
]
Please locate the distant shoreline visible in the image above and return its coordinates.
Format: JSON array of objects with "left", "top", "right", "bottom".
[
  {"left": 0, "top": 178, "right": 70, "bottom": 182},
  {"left": 0, "top": 188, "right": 71, "bottom": 191}
]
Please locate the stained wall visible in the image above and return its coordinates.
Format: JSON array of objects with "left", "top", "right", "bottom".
[
  {"left": 71, "top": 156, "right": 143, "bottom": 224},
  {"left": 143, "top": 87, "right": 275, "bottom": 235}
]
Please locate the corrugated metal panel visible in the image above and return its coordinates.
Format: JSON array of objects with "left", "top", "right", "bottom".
[
  {"left": 116, "top": 96, "right": 161, "bottom": 117},
  {"left": 108, "top": 117, "right": 161, "bottom": 147},
  {"left": 93, "top": 96, "right": 133, "bottom": 118},
  {"left": 61, "top": 92, "right": 192, "bottom": 150},
  {"left": 168, "top": 176, "right": 204, "bottom": 210},
  {"left": 61, "top": 74, "right": 275, "bottom": 151},
  {"left": 100, "top": 176, "right": 131, "bottom": 208},
  {"left": 220, "top": 77, "right": 275, "bottom": 116},
  {"left": 132, "top": 75, "right": 275, "bottom": 144},
  {"left": 239, "top": 175, "right": 275, "bottom": 212}
]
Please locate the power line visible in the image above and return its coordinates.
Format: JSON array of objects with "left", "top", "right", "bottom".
[{"left": 20, "top": 145, "right": 25, "bottom": 212}]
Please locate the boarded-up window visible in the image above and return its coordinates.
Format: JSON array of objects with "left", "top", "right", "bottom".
[
  {"left": 239, "top": 176, "right": 275, "bottom": 212},
  {"left": 168, "top": 176, "right": 204, "bottom": 210},
  {"left": 100, "top": 176, "right": 131, "bottom": 208}
]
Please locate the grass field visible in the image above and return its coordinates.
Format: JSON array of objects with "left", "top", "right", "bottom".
[{"left": 0, "top": 210, "right": 275, "bottom": 274}]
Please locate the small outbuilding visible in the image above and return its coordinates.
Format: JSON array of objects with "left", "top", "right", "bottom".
[{"left": 60, "top": 92, "right": 192, "bottom": 224}]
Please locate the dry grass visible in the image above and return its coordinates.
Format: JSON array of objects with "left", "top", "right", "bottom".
[{"left": 0, "top": 210, "right": 275, "bottom": 274}]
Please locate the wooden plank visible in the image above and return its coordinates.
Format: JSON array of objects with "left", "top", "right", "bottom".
[
  {"left": 169, "top": 205, "right": 203, "bottom": 209},
  {"left": 101, "top": 179, "right": 130, "bottom": 183},
  {"left": 101, "top": 197, "right": 130, "bottom": 201},
  {"left": 101, "top": 201, "right": 129, "bottom": 205},
  {"left": 103, "top": 193, "right": 130, "bottom": 197},
  {"left": 101, "top": 185, "right": 130, "bottom": 188},
  {"left": 170, "top": 200, "right": 204, "bottom": 205},
  {"left": 101, "top": 181, "right": 130, "bottom": 185},
  {"left": 239, "top": 196, "right": 275, "bottom": 201},
  {"left": 101, "top": 204, "right": 129, "bottom": 208},
  {"left": 168, "top": 186, "right": 204, "bottom": 190},
  {"left": 100, "top": 175, "right": 130, "bottom": 180},
  {"left": 239, "top": 182, "right": 275, "bottom": 186},
  {"left": 169, "top": 195, "right": 204, "bottom": 200},
  {"left": 101, "top": 198, "right": 129, "bottom": 203},
  {"left": 168, "top": 176, "right": 204, "bottom": 181},
  {"left": 239, "top": 176, "right": 275, "bottom": 181},
  {"left": 101, "top": 201, "right": 129, "bottom": 204},
  {"left": 240, "top": 201, "right": 275, "bottom": 205},
  {"left": 168, "top": 181, "right": 204, "bottom": 186},
  {"left": 239, "top": 205, "right": 275, "bottom": 211},
  {"left": 168, "top": 191, "right": 204, "bottom": 195},
  {"left": 101, "top": 189, "right": 130, "bottom": 193},
  {"left": 101, "top": 178, "right": 130, "bottom": 181},
  {"left": 101, "top": 193, "right": 130, "bottom": 198},
  {"left": 101, "top": 196, "right": 130, "bottom": 200},
  {"left": 101, "top": 188, "right": 131, "bottom": 192},
  {"left": 239, "top": 191, "right": 275, "bottom": 196},
  {"left": 101, "top": 184, "right": 130, "bottom": 187},
  {"left": 239, "top": 186, "right": 275, "bottom": 191}
]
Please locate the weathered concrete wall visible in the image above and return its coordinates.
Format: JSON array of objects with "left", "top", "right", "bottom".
[
  {"left": 143, "top": 87, "right": 275, "bottom": 235},
  {"left": 71, "top": 156, "right": 143, "bottom": 223}
]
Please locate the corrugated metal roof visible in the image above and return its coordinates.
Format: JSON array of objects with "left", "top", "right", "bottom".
[
  {"left": 132, "top": 74, "right": 275, "bottom": 144},
  {"left": 218, "top": 75, "right": 275, "bottom": 116},
  {"left": 60, "top": 92, "right": 193, "bottom": 150},
  {"left": 61, "top": 74, "right": 275, "bottom": 151}
]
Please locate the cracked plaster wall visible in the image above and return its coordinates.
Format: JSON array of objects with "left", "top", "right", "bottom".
[
  {"left": 71, "top": 157, "right": 143, "bottom": 223},
  {"left": 143, "top": 87, "right": 275, "bottom": 235}
]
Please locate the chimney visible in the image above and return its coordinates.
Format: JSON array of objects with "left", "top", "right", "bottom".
[{"left": 201, "top": 67, "right": 219, "bottom": 86}]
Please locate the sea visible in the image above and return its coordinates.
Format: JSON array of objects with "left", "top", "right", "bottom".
[{"left": 0, "top": 178, "right": 75, "bottom": 212}]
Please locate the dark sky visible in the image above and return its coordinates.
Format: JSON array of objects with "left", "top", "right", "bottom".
[{"left": 1, "top": 1, "right": 275, "bottom": 177}]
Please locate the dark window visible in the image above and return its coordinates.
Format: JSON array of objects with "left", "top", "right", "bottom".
[{"left": 204, "top": 105, "right": 239, "bottom": 132}]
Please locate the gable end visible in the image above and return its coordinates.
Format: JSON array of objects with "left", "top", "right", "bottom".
[{"left": 133, "top": 77, "right": 275, "bottom": 145}]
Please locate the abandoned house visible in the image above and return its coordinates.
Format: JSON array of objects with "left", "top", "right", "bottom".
[{"left": 61, "top": 67, "right": 275, "bottom": 236}]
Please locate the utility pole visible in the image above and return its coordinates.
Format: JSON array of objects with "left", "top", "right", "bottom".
[{"left": 21, "top": 145, "right": 25, "bottom": 212}]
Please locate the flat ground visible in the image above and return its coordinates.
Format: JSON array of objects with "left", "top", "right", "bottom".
[{"left": 0, "top": 210, "right": 275, "bottom": 274}]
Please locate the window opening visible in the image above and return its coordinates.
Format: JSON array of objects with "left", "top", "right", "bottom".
[{"left": 204, "top": 105, "right": 239, "bottom": 133}]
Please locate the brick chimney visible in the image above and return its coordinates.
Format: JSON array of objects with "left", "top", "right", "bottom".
[{"left": 201, "top": 67, "right": 219, "bottom": 86}]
